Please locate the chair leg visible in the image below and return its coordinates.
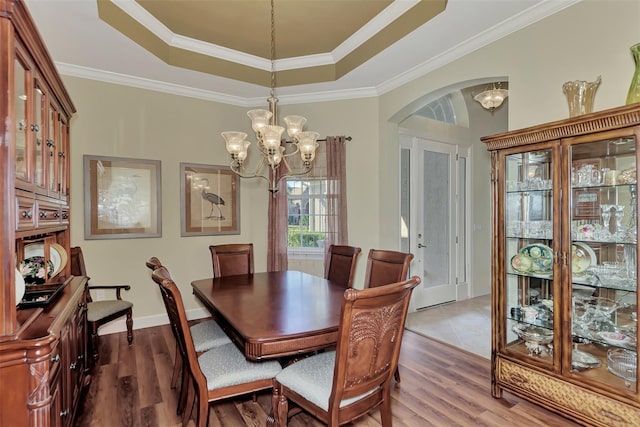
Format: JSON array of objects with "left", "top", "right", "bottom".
[
  {"left": 268, "top": 383, "right": 288, "bottom": 427},
  {"left": 91, "top": 324, "right": 100, "bottom": 364},
  {"left": 177, "top": 358, "right": 189, "bottom": 415},
  {"left": 379, "top": 394, "right": 393, "bottom": 427},
  {"left": 394, "top": 367, "right": 401, "bottom": 383},
  {"left": 126, "top": 310, "right": 133, "bottom": 345},
  {"left": 171, "top": 343, "right": 181, "bottom": 389}
]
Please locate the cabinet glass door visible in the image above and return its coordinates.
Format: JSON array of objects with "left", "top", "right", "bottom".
[
  {"left": 504, "top": 149, "right": 555, "bottom": 364},
  {"left": 14, "top": 55, "right": 28, "bottom": 183},
  {"left": 569, "top": 136, "right": 638, "bottom": 392},
  {"left": 33, "top": 80, "right": 45, "bottom": 190}
]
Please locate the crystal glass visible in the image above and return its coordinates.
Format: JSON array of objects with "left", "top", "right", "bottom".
[
  {"left": 562, "top": 76, "right": 601, "bottom": 117},
  {"left": 626, "top": 43, "right": 640, "bottom": 105}
]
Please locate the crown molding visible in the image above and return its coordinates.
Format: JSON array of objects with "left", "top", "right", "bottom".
[
  {"left": 58, "top": 0, "right": 581, "bottom": 106},
  {"left": 56, "top": 62, "right": 379, "bottom": 106},
  {"left": 377, "top": 0, "right": 582, "bottom": 95},
  {"left": 110, "top": 0, "right": 420, "bottom": 71}
]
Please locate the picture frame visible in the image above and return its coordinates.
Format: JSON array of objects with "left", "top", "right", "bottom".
[
  {"left": 180, "top": 163, "right": 240, "bottom": 236},
  {"left": 84, "top": 155, "right": 162, "bottom": 239}
]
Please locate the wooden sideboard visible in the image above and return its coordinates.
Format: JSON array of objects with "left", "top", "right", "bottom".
[{"left": 0, "top": 1, "right": 87, "bottom": 425}]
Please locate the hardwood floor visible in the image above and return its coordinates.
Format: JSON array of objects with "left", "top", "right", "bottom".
[{"left": 75, "top": 324, "right": 580, "bottom": 427}]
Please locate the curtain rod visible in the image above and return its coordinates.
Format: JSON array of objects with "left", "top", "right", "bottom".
[{"left": 285, "top": 136, "right": 352, "bottom": 144}]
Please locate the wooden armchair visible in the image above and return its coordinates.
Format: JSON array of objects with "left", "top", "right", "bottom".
[
  {"left": 70, "top": 246, "right": 133, "bottom": 365},
  {"left": 151, "top": 266, "right": 282, "bottom": 427},
  {"left": 209, "top": 243, "right": 254, "bottom": 277},
  {"left": 324, "top": 245, "right": 362, "bottom": 288},
  {"left": 267, "top": 276, "right": 420, "bottom": 427}
]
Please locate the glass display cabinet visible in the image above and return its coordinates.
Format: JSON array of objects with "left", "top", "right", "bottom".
[{"left": 483, "top": 104, "right": 640, "bottom": 426}]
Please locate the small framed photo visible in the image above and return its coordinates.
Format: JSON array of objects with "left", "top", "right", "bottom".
[
  {"left": 180, "top": 163, "right": 240, "bottom": 236},
  {"left": 84, "top": 155, "right": 162, "bottom": 239}
]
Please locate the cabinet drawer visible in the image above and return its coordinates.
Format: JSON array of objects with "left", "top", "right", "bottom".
[
  {"left": 498, "top": 358, "right": 640, "bottom": 426},
  {"left": 36, "top": 200, "right": 62, "bottom": 227},
  {"left": 16, "top": 194, "right": 35, "bottom": 231},
  {"left": 60, "top": 206, "right": 69, "bottom": 225}
]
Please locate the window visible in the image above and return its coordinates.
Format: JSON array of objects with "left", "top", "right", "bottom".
[
  {"left": 287, "top": 179, "right": 329, "bottom": 254},
  {"left": 413, "top": 95, "right": 456, "bottom": 125}
]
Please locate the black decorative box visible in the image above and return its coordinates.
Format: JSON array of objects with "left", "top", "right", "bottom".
[{"left": 19, "top": 281, "right": 68, "bottom": 308}]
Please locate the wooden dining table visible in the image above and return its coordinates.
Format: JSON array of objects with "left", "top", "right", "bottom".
[{"left": 191, "top": 270, "right": 346, "bottom": 361}]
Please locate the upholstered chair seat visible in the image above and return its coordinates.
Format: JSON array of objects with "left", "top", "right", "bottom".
[
  {"left": 274, "top": 351, "right": 377, "bottom": 411},
  {"left": 198, "top": 342, "right": 282, "bottom": 390},
  {"left": 191, "top": 320, "right": 231, "bottom": 353},
  {"left": 86, "top": 300, "right": 133, "bottom": 323}
]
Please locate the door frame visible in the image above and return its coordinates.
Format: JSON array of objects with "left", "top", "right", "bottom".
[{"left": 399, "top": 130, "right": 472, "bottom": 311}]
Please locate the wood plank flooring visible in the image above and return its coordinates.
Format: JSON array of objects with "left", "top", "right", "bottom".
[{"left": 75, "top": 324, "right": 581, "bottom": 427}]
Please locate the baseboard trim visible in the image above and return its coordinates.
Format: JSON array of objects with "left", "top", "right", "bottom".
[{"left": 97, "top": 307, "right": 211, "bottom": 335}]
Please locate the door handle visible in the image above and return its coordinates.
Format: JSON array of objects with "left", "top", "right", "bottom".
[{"left": 417, "top": 243, "right": 426, "bottom": 248}]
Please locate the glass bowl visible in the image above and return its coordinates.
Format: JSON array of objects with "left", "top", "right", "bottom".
[
  {"left": 607, "top": 348, "right": 637, "bottom": 385},
  {"left": 513, "top": 323, "right": 553, "bottom": 355}
]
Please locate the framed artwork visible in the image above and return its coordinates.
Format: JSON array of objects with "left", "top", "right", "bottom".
[
  {"left": 180, "top": 163, "right": 240, "bottom": 236},
  {"left": 84, "top": 155, "right": 162, "bottom": 239}
]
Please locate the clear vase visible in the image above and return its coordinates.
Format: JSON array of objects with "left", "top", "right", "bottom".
[
  {"left": 626, "top": 43, "right": 640, "bottom": 105},
  {"left": 562, "top": 76, "right": 601, "bottom": 117}
]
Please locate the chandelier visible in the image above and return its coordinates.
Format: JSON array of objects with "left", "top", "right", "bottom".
[
  {"left": 222, "top": 0, "right": 319, "bottom": 194},
  {"left": 473, "top": 82, "right": 508, "bottom": 111}
]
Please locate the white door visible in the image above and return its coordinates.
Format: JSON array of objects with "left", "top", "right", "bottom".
[{"left": 401, "top": 136, "right": 466, "bottom": 309}]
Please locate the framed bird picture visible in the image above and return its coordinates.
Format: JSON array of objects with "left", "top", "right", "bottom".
[
  {"left": 84, "top": 155, "right": 162, "bottom": 239},
  {"left": 180, "top": 163, "right": 240, "bottom": 236}
]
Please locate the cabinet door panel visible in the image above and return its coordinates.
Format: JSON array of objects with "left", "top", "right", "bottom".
[
  {"left": 503, "top": 148, "right": 557, "bottom": 366},
  {"left": 567, "top": 134, "right": 638, "bottom": 393}
]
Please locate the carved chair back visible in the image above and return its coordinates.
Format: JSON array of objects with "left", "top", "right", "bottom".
[
  {"left": 363, "top": 249, "right": 413, "bottom": 288},
  {"left": 324, "top": 245, "right": 362, "bottom": 288},
  {"left": 209, "top": 243, "right": 254, "bottom": 277}
]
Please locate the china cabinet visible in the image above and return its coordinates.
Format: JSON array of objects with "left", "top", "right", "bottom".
[
  {"left": 483, "top": 104, "right": 640, "bottom": 425},
  {"left": 0, "top": 1, "right": 87, "bottom": 426}
]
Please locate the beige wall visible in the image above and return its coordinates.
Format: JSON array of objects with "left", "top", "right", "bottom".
[
  {"left": 65, "top": 76, "right": 379, "bottom": 326},
  {"left": 65, "top": 0, "right": 640, "bottom": 329},
  {"left": 378, "top": 0, "right": 640, "bottom": 293}
]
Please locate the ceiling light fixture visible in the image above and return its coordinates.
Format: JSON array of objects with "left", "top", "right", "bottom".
[
  {"left": 473, "top": 82, "right": 508, "bottom": 111},
  {"left": 222, "top": 0, "right": 319, "bottom": 194}
]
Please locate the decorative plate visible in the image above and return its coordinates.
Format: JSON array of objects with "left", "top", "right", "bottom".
[
  {"left": 20, "top": 243, "right": 62, "bottom": 284},
  {"left": 20, "top": 256, "right": 55, "bottom": 285},
  {"left": 511, "top": 253, "right": 533, "bottom": 273},
  {"left": 50, "top": 243, "right": 68, "bottom": 277},
  {"left": 572, "top": 242, "right": 597, "bottom": 274},
  {"left": 15, "top": 267, "right": 25, "bottom": 305},
  {"left": 599, "top": 332, "right": 633, "bottom": 347},
  {"left": 573, "top": 349, "right": 601, "bottom": 369},
  {"left": 519, "top": 244, "right": 553, "bottom": 274}
]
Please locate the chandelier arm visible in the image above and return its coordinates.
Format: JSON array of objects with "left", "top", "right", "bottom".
[{"left": 229, "top": 158, "right": 271, "bottom": 184}]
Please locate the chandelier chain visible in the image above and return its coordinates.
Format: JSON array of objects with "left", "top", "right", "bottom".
[{"left": 270, "top": 0, "right": 276, "bottom": 98}]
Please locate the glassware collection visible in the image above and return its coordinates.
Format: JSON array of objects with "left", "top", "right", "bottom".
[{"left": 504, "top": 138, "right": 638, "bottom": 388}]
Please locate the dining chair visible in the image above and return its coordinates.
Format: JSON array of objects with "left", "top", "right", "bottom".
[
  {"left": 151, "top": 266, "right": 282, "bottom": 427},
  {"left": 267, "top": 275, "right": 420, "bottom": 427},
  {"left": 324, "top": 245, "right": 362, "bottom": 288},
  {"left": 145, "top": 257, "right": 231, "bottom": 416},
  {"left": 70, "top": 246, "right": 133, "bottom": 366},
  {"left": 209, "top": 243, "right": 254, "bottom": 277},
  {"left": 363, "top": 248, "right": 414, "bottom": 382},
  {"left": 364, "top": 249, "right": 414, "bottom": 289}
]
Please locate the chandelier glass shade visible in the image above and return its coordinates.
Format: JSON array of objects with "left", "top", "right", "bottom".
[
  {"left": 222, "top": 0, "right": 319, "bottom": 194},
  {"left": 473, "top": 83, "right": 508, "bottom": 111}
]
